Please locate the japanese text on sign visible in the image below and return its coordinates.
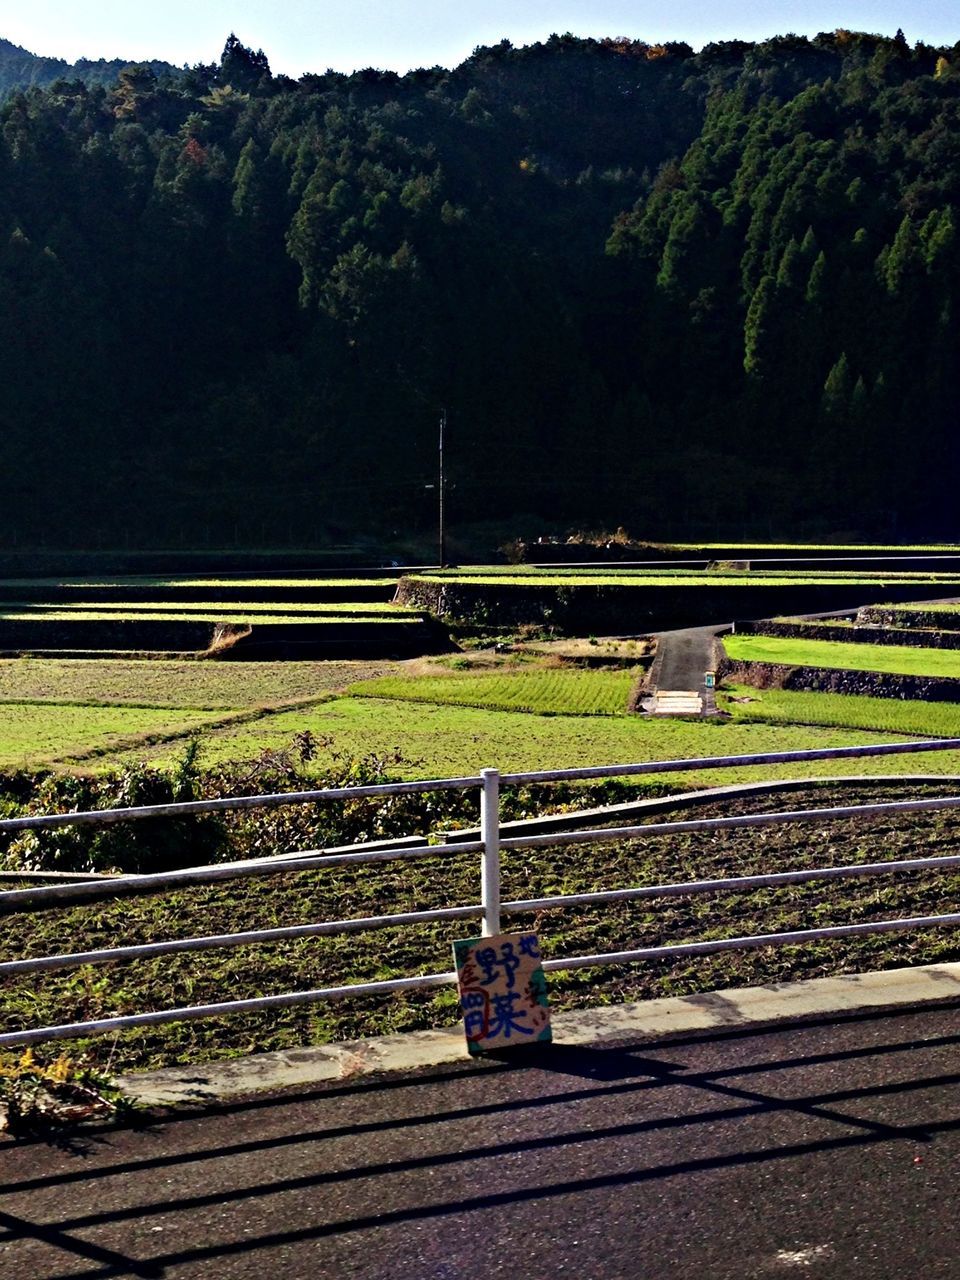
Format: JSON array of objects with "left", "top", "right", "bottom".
[{"left": 453, "top": 932, "right": 551, "bottom": 1054}]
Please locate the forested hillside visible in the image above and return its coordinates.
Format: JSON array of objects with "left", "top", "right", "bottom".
[
  {"left": 0, "top": 36, "right": 179, "bottom": 97},
  {"left": 1, "top": 29, "right": 958, "bottom": 551}
]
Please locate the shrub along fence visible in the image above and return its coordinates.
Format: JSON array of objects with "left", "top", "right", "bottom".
[{"left": 2, "top": 738, "right": 960, "bottom": 1052}]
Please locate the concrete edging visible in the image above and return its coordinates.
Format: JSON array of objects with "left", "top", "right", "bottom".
[{"left": 118, "top": 960, "right": 960, "bottom": 1107}]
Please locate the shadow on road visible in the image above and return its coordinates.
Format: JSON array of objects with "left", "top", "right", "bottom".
[{"left": 2, "top": 1006, "right": 960, "bottom": 1277}]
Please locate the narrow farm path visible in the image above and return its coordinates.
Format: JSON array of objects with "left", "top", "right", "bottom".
[
  {"left": 641, "top": 623, "right": 732, "bottom": 716},
  {"left": 793, "top": 596, "right": 960, "bottom": 621}
]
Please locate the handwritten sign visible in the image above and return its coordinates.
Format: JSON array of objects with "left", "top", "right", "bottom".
[{"left": 453, "top": 931, "right": 551, "bottom": 1055}]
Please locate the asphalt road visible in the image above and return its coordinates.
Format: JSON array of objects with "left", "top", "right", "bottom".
[
  {"left": 653, "top": 624, "right": 731, "bottom": 691},
  {"left": 2, "top": 1004, "right": 959, "bottom": 1279}
]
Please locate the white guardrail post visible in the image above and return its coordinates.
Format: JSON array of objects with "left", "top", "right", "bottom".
[{"left": 480, "top": 767, "right": 501, "bottom": 936}]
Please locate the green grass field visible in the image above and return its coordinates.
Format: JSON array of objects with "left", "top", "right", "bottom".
[
  {"left": 347, "top": 668, "right": 639, "bottom": 716},
  {"left": 3, "top": 653, "right": 960, "bottom": 779},
  {"left": 0, "top": 657, "right": 393, "bottom": 708},
  {"left": 720, "top": 685, "right": 960, "bottom": 738},
  {"left": 723, "top": 634, "right": 960, "bottom": 679},
  {"left": 0, "top": 704, "right": 235, "bottom": 767},
  {"left": 0, "top": 658, "right": 398, "bottom": 769},
  {"left": 103, "top": 697, "right": 960, "bottom": 783}
]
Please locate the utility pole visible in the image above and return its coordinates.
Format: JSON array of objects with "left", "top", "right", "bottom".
[{"left": 438, "top": 407, "right": 446, "bottom": 569}]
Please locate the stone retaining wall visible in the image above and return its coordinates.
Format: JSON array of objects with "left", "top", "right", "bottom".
[
  {"left": 718, "top": 656, "right": 960, "bottom": 702},
  {"left": 857, "top": 606, "right": 960, "bottom": 632},
  {"left": 737, "top": 618, "right": 960, "bottom": 650},
  {"left": 398, "top": 577, "right": 960, "bottom": 635}
]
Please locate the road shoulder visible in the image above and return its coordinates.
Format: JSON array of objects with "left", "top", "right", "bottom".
[{"left": 119, "top": 960, "right": 960, "bottom": 1106}]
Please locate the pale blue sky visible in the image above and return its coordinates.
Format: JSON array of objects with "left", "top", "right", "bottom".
[{"left": 0, "top": 2, "right": 956, "bottom": 78}]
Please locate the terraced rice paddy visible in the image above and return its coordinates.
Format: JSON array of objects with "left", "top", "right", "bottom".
[
  {"left": 0, "top": 657, "right": 387, "bottom": 708},
  {"left": 4, "top": 652, "right": 959, "bottom": 780},
  {"left": 0, "top": 657, "right": 398, "bottom": 769},
  {"left": 0, "top": 570, "right": 956, "bottom": 777},
  {"left": 0, "top": 575, "right": 433, "bottom": 660},
  {"left": 0, "top": 610, "right": 417, "bottom": 625},
  {"left": 347, "top": 667, "right": 640, "bottom": 716},
  {"left": 723, "top": 634, "right": 960, "bottom": 679},
  {"left": 4, "top": 565, "right": 960, "bottom": 1074},
  {"left": 720, "top": 685, "right": 960, "bottom": 738},
  {"left": 107, "top": 696, "right": 960, "bottom": 782}
]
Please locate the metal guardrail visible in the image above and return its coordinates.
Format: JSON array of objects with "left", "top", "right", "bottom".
[{"left": 2, "top": 738, "right": 960, "bottom": 1050}]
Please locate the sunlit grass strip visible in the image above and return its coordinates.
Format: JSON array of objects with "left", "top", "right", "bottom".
[
  {"left": 723, "top": 634, "right": 960, "bottom": 679},
  {"left": 0, "top": 611, "right": 419, "bottom": 625},
  {"left": 409, "top": 572, "right": 960, "bottom": 588},
  {"left": 436, "top": 566, "right": 960, "bottom": 580},
  {"left": 665, "top": 543, "right": 960, "bottom": 552},
  {"left": 0, "top": 577, "right": 400, "bottom": 590},
  {"left": 878, "top": 601, "right": 960, "bottom": 615},
  {"left": 347, "top": 669, "right": 638, "bottom": 716},
  {"left": 0, "top": 601, "right": 414, "bottom": 616},
  {"left": 720, "top": 685, "right": 960, "bottom": 738},
  {"left": 0, "top": 705, "right": 234, "bottom": 768}
]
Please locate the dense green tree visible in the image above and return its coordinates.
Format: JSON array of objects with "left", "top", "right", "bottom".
[
  {"left": 0, "top": 27, "right": 959, "bottom": 549},
  {"left": 218, "top": 34, "right": 271, "bottom": 94}
]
